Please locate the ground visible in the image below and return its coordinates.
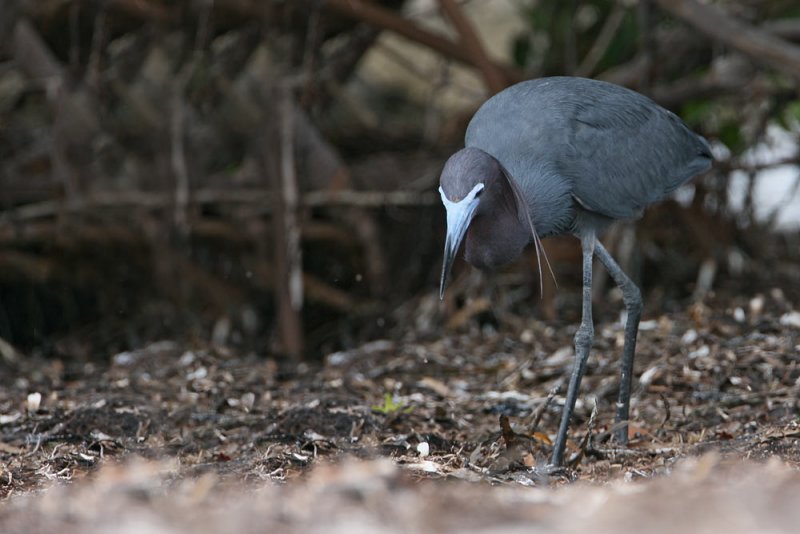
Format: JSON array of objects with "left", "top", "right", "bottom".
[{"left": 0, "top": 290, "right": 799, "bottom": 532}]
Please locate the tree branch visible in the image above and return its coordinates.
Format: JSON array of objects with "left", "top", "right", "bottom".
[
  {"left": 438, "top": 0, "right": 507, "bottom": 93},
  {"left": 0, "top": 189, "right": 439, "bottom": 226},
  {"left": 575, "top": 2, "right": 627, "bottom": 78},
  {"left": 323, "top": 0, "right": 525, "bottom": 84},
  {"left": 654, "top": 0, "right": 800, "bottom": 79}
]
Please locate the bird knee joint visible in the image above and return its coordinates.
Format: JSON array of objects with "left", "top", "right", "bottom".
[
  {"left": 574, "top": 325, "right": 594, "bottom": 347},
  {"left": 623, "top": 285, "right": 642, "bottom": 311},
  {"left": 626, "top": 296, "right": 642, "bottom": 314}
]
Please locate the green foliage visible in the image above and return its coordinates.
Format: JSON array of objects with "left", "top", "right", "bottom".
[
  {"left": 681, "top": 100, "right": 715, "bottom": 128},
  {"left": 681, "top": 99, "right": 747, "bottom": 154},
  {"left": 780, "top": 101, "right": 800, "bottom": 128},
  {"left": 510, "top": 0, "right": 637, "bottom": 75},
  {"left": 371, "top": 393, "right": 414, "bottom": 415},
  {"left": 595, "top": 10, "right": 639, "bottom": 72},
  {"left": 717, "top": 122, "right": 745, "bottom": 154},
  {"left": 511, "top": 34, "right": 532, "bottom": 69}
]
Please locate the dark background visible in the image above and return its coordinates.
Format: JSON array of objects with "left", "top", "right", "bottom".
[{"left": 1, "top": 0, "right": 799, "bottom": 361}]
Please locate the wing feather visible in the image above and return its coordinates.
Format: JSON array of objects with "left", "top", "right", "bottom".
[
  {"left": 466, "top": 77, "right": 712, "bottom": 225},
  {"left": 563, "top": 87, "right": 712, "bottom": 219}
]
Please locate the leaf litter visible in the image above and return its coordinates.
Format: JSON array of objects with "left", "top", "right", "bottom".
[{"left": 0, "top": 290, "right": 798, "bottom": 531}]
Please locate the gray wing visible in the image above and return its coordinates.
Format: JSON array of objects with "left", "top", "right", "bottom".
[
  {"left": 560, "top": 83, "right": 712, "bottom": 219},
  {"left": 466, "top": 77, "right": 712, "bottom": 222}
]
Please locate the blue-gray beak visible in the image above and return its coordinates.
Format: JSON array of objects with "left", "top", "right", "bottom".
[{"left": 439, "top": 184, "right": 483, "bottom": 299}]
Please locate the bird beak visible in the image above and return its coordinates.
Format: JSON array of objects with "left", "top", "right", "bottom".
[{"left": 439, "top": 185, "right": 482, "bottom": 299}]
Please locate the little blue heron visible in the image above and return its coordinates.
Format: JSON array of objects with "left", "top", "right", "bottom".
[{"left": 438, "top": 76, "right": 712, "bottom": 467}]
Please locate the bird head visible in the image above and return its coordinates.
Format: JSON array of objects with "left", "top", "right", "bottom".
[{"left": 438, "top": 148, "right": 503, "bottom": 299}]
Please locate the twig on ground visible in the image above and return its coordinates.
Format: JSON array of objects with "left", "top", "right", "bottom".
[
  {"left": 529, "top": 386, "right": 559, "bottom": 432},
  {"left": 568, "top": 398, "right": 598, "bottom": 469}
]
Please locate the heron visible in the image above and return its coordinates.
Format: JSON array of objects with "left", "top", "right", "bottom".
[{"left": 438, "top": 76, "right": 712, "bottom": 467}]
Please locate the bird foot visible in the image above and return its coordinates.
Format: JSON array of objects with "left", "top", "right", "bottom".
[{"left": 533, "top": 463, "right": 573, "bottom": 481}]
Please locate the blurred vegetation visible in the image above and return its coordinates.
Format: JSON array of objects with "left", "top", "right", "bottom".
[{"left": 0, "top": 0, "right": 798, "bottom": 359}]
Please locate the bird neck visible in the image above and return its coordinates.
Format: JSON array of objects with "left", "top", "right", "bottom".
[
  {"left": 506, "top": 161, "right": 575, "bottom": 238},
  {"left": 464, "top": 180, "right": 531, "bottom": 271}
]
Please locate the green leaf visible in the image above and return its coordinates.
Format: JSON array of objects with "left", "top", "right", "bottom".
[
  {"left": 718, "top": 122, "right": 745, "bottom": 154},
  {"left": 680, "top": 100, "right": 714, "bottom": 128},
  {"left": 371, "top": 392, "right": 414, "bottom": 415},
  {"left": 786, "top": 101, "right": 800, "bottom": 123}
]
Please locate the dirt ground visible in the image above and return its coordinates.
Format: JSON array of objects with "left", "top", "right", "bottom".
[{"left": 0, "top": 289, "right": 799, "bottom": 532}]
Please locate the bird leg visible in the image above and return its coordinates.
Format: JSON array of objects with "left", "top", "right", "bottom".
[
  {"left": 551, "top": 233, "right": 595, "bottom": 467},
  {"left": 594, "top": 241, "right": 642, "bottom": 445}
]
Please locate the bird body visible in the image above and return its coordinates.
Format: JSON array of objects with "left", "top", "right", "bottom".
[
  {"left": 454, "top": 77, "right": 712, "bottom": 269},
  {"left": 438, "top": 76, "right": 712, "bottom": 467}
]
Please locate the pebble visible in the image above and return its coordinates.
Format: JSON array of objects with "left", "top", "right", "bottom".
[
  {"left": 779, "top": 311, "right": 800, "bottom": 329},
  {"left": 681, "top": 329, "right": 698, "bottom": 344}
]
